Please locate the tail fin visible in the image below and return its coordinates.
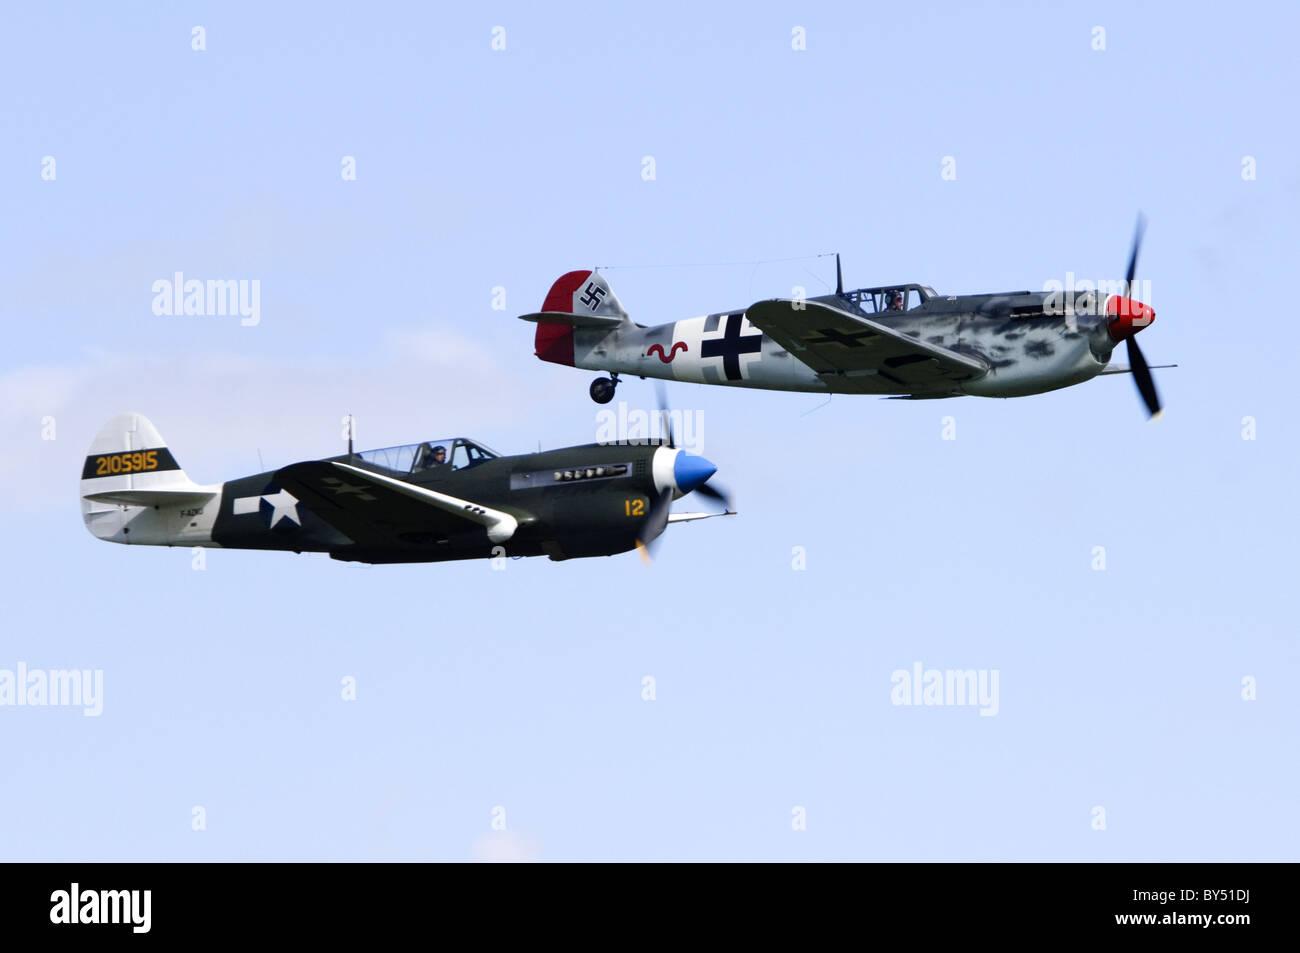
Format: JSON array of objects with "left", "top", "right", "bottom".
[
  {"left": 81, "top": 414, "right": 214, "bottom": 539},
  {"left": 520, "top": 270, "right": 629, "bottom": 365}
]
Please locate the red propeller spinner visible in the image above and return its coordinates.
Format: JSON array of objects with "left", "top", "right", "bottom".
[{"left": 1106, "top": 294, "right": 1156, "bottom": 342}]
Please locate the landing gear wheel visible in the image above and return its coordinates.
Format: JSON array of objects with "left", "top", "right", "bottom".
[{"left": 589, "top": 376, "right": 618, "bottom": 404}]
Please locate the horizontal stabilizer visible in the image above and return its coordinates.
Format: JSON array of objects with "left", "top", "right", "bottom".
[
  {"left": 518, "top": 310, "right": 625, "bottom": 330},
  {"left": 83, "top": 488, "right": 217, "bottom": 507}
]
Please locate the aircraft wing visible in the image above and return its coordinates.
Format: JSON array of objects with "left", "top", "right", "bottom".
[
  {"left": 666, "top": 510, "right": 735, "bottom": 524},
  {"left": 273, "top": 461, "right": 524, "bottom": 548},
  {"left": 745, "top": 299, "right": 988, "bottom": 394},
  {"left": 1099, "top": 362, "right": 1178, "bottom": 375}
]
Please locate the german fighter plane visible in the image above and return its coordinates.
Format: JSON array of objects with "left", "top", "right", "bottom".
[
  {"left": 522, "top": 222, "right": 1170, "bottom": 418},
  {"left": 80, "top": 412, "right": 730, "bottom": 564}
]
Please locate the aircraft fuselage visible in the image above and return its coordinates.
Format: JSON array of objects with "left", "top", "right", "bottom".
[{"left": 565, "top": 289, "right": 1119, "bottom": 399}]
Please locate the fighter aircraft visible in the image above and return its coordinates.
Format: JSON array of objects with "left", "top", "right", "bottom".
[
  {"left": 521, "top": 221, "right": 1171, "bottom": 418},
  {"left": 80, "top": 412, "right": 730, "bottom": 564}
]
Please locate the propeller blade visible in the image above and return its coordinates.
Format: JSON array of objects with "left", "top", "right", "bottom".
[
  {"left": 654, "top": 380, "right": 675, "bottom": 449},
  {"left": 1124, "top": 214, "right": 1146, "bottom": 295},
  {"left": 1126, "top": 336, "right": 1162, "bottom": 419},
  {"left": 635, "top": 488, "right": 674, "bottom": 563},
  {"left": 690, "top": 480, "right": 733, "bottom": 513},
  {"left": 835, "top": 253, "right": 843, "bottom": 296}
]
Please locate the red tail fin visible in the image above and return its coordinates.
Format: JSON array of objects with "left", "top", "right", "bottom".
[
  {"left": 535, "top": 320, "right": 575, "bottom": 365},
  {"left": 532, "top": 271, "right": 590, "bottom": 365},
  {"left": 542, "top": 270, "right": 594, "bottom": 313}
]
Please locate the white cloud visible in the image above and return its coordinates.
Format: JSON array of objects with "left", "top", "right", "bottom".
[
  {"left": 378, "top": 327, "right": 500, "bottom": 373},
  {"left": 2, "top": 329, "right": 532, "bottom": 512}
]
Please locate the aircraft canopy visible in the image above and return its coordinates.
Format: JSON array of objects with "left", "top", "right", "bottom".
[
  {"left": 840, "top": 283, "right": 937, "bottom": 313},
  {"left": 356, "top": 438, "right": 501, "bottom": 475}
]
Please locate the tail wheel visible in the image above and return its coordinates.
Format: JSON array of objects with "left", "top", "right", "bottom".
[{"left": 589, "top": 376, "right": 617, "bottom": 404}]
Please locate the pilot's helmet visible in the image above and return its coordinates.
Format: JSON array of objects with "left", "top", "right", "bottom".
[{"left": 432, "top": 444, "right": 446, "bottom": 457}]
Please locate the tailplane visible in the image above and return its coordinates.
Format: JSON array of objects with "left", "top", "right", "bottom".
[
  {"left": 519, "top": 270, "right": 631, "bottom": 365},
  {"left": 81, "top": 413, "right": 217, "bottom": 542}
]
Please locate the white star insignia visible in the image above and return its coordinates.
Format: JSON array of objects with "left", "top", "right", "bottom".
[
  {"left": 263, "top": 489, "right": 301, "bottom": 528},
  {"left": 232, "top": 490, "right": 301, "bottom": 528}
]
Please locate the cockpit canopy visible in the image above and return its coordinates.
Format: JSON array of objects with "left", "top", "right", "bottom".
[
  {"left": 839, "top": 283, "right": 936, "bottom": 314},
  {"left": 356, "top": 437, "right": 500, "bottom": 475}
]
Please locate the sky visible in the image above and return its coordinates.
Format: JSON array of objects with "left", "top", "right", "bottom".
[{"left": 1, "top": 1, "right": 1297, "bottom": 861}]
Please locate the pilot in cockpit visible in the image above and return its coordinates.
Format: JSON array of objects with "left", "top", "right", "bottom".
[
  {"left": 415, "top": 443, "right": 447, "bottom": 470},
  {"left": 886, "top": 290, "right": 904, "bottom": 312}
]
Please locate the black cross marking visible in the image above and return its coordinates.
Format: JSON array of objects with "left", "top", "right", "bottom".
[
  {"left": 579, "top": 282, "right": 606, "bottom": 311},
  {"left": 806, "top": 327, "right": 876, "bottom": 348},
  {"left": 883, "top": 354, "right": 931, "bottom": 368},
  {"left": 700, "top": 313, "right": 763, "bottom": 381}
]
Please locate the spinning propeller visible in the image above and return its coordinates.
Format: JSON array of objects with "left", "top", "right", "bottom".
[
  {"left": 1108, "top": 215, "right": 1162, "bottom": 420},
  {"left": 635, "top": 383, "right": 733, "bottom": 563}
]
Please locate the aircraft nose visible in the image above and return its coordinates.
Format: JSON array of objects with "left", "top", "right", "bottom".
[
  {"left": 1107, "top": 294, "right": 1156, "bottom": 341},
  {"left": 673, "top": 452, "right": 717, "bottom": 496}
]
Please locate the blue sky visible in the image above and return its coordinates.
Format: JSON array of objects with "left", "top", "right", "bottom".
[{"left": 1, "top": 1, "right": 1296, "bottom": 860}]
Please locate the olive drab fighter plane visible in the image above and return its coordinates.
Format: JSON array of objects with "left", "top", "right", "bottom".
[
  {"left": 80, "top": 412, "right": 731, "bottom": 564},
  {"left": 521, "top": 220, "right": 1172, "bottom": 418}
]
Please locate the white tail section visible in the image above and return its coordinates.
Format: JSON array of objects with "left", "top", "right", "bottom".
[{"left": 80, "top": 413, "right": 218, "bottom": 543}]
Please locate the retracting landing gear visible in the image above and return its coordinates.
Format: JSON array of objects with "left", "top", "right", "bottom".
[{"left": 589, "top": 373, "right": 620, "bottom": 404}]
